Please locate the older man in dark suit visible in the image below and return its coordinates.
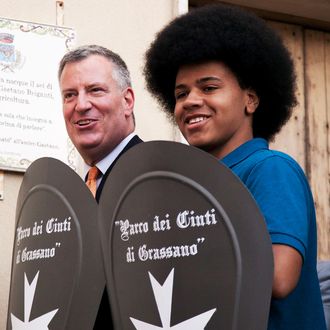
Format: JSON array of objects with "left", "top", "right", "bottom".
[{"left": 58, "top": 44, "right": 142, "bottom": 328}]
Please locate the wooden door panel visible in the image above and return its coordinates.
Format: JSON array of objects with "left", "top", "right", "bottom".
[{"left": 269, "top": 21, "right": 330, "bottom": 259}]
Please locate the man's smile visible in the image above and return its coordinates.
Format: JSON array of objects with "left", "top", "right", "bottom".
[{"left": 74, "top": 119, "right": 98, "bottom": 127}]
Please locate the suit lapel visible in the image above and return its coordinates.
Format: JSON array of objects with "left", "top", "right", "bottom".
[{"left": 95, "top": 135, "right": 143, "bottom": 202}]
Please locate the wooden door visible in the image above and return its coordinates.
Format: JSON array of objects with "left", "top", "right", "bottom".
[{"left": 269, "top": 21, "right": 330, "bottom": 259}]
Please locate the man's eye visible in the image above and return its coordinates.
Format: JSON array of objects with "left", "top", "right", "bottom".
[
  {"left": 175, "top": 91, "right": 187, "bottom": 100},
  {"left": 204, "top": 86, "right": 218, "bottom": 92},
  {"left": 63, "top": 92, "right": 75, "bottom": 100},
  {"left": 91, "top": 87, "right": 104, "bottom": 93}
]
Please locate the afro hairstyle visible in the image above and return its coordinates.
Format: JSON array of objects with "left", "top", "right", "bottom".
[{"left": 144, "top": 4, "right": 297, "bottom": 141}]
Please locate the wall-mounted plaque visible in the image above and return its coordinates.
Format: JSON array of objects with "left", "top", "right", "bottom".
[{"left": 0, "top": 18, "right": 77, "bottom": 172}]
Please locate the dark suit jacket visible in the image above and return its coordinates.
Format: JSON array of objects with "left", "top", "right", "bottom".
[
  {"left": 95, "top": 135, "right": 143, "bottom": 202},
  {"left": 93, "top": 134, "right": 142, "bottom": 329}
]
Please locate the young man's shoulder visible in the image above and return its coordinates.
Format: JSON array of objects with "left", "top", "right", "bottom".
[{"left": 225, "top": 138, "right": 305, "bottom": 182}]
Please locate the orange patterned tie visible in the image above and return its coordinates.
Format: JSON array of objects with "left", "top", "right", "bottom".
[{"left": 86, "top": 166, "right": 100, "bottom": 198}]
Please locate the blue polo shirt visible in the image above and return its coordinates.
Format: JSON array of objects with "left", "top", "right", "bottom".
[{"left": 222, "top": 138, "right": 326, "bottom": 330}]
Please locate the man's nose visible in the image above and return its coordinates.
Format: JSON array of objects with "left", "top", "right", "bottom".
[
  {"left": 183, "top": 90, "right": 204, "bottom": 109},
  {"left": 75, "top": 93, "right": 92, "bottom": 112}
]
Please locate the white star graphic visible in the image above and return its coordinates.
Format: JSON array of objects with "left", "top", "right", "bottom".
[
  {"left": 130, "top": 268, "right": 216, "bottom": 329},
  {"left": 10, "top": 271, "right": 58, "bottom": 329}
]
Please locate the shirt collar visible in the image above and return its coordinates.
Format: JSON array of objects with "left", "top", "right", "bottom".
[
  {"left": 83, "top": 132, "right": 136, "bottom": 178},
  {"left": 221, "top": 138, "right": 268, "bottom": 168}
]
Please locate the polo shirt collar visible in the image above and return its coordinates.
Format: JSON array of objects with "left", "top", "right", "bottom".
[{"left": 221, "top": 138, "right": 268, "bottom": 168}]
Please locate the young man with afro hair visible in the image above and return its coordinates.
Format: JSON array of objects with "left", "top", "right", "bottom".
[{"left": 144, "top": 4, "right": 326, "bottom": 329}]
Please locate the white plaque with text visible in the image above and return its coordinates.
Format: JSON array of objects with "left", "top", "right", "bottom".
[{"left": 0, "top": 18, "right": 77, "bottom": 171}]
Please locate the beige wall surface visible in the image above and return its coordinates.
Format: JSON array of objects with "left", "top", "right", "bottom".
[{"left": 0, "top": 0, "right": 180, "bottom": 328}]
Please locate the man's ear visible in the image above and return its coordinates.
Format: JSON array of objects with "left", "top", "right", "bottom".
[
  {"left": 245, "top": 89, "right": 259, "bottom": 115},
  {"left": 123, "top": 87, "right": 135, "bottom": 116}
]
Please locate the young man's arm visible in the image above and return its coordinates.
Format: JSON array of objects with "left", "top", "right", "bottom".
[{"left": 272, "top": 244, "right": 303, "bottom": 298}]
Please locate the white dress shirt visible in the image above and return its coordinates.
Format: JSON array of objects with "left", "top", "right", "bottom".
[{"left": 83, "top": 132, "right": 136, "bottom": 188}]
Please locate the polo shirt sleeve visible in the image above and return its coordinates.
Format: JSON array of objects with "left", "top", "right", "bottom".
[{"left": 245, "top": 154, "right": 311, "bottom": 261}]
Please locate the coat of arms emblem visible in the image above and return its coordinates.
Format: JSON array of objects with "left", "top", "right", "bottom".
[{"left": 0, "top": 33, "right": 24, "bottom": 72}]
